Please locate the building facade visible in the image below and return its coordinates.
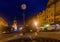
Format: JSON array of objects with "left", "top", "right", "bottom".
[
  {"left": 26, "top": 0, "right": 60, "bottom": 30},
  {"left": 0, "top": 17, "right": 8, "bottom": 33},
  {"left": 12, "top": 18, "right": 18, "bottom": 31},
  {"left": 55, "top": 1, "right": 60, "bottom": 24},
  {"left": 37, "top": 0, "right": 60, "bottom": 25},
  {"left": 37, "top": 0, "right": 60, "bottom": 30}
]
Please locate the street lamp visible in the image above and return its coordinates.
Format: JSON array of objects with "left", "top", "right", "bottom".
[
  {"left": 33, "top": 20, "right": 40, "bottom": 32},
  {"left": 34, "top": 21, "right": 38, "bottom": 26},
  {"left": 21, "top": 4, "right": 27, "bottom": 26},
  {"left": 21, "top": 4, "right": 27, "bottom": 10},
  {"left": 33, "top": 20, "right": 38, "bottom": 29}
]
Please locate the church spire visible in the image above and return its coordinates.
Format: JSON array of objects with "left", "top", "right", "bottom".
[
  {"left": 12, "top": 17, "right": 18, "bottom": 31},
  {"left": 12, "top": 17, "right": 17, "bottom": 28}
]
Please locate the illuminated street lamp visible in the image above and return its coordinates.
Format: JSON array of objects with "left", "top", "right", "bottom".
[
  {"left": 33, "top": 20, "right": 39, "bottom": 30},
  {"left": 33, "top": 20, "right": 38, "bottom": 26},
  {"left": 21, "top": 4, "right": 27, "bottom": 10},
  {"left": 33, "top": 20, "right": 40, "bottom": 32},
  {"left": 21, "top": 4, "right": 27, "bottom": 26},
  {"left": 34, "top": 21, "right": 38, "bottom": 26}
]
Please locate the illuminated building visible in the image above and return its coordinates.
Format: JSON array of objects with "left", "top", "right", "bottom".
[
  {"left": 38, "top": 0, "right": 60, "bottom": 24},
  {"left": 47, "top": 0, "right": 54, "bottom": 6},
  {"left": 26, "top": 0, "right": 60, "bottom": 30},
  {"left": 37, "top": 0, "right": 55, "bottom": 26},
  {"left": 12, "top": 17, "right": 18, "bottom": 31},
  {"left": 46, "top": 0, "right": 60, "bottom": 24},
  {"left": 37, "top": 11, "right": 46, "bottom": 26},
  {"left": 0, "top": 17, "right": 8, "bottom": 33},
  {"left": 46, "top": 4, "right": 55, "bottom": 25},
  {"left": 55, "top": 1, "right": 60, "bottom": 24},
  {"left": 37, "top": 0, "right": 60, "bottom": 30},
  {"left": 0, "top": 17, "right": 8, "bottom": 26}
]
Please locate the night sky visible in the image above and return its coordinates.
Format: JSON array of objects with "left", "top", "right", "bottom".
[{"left": 0, "top": 0, "right": 48, "bottom": 25}]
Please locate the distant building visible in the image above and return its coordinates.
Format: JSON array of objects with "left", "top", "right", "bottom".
[
  {"left": 0, "top": 17, "right": 8, "bottom": 27},
  {"left": 12, "top": 19, "right": 17, "bottom": 28},
  {"left": 0, "top": 17, "right": 8, "bottom": 33},
  {"left": 12, "top": 17, "right": 18, "bottom": 31}
]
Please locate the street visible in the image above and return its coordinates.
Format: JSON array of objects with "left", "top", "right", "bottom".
[
  {"left": 0, "top": 0, "right": 60, "bottom": 42},
  {"left": 0, "top": 32, "right": 60, "bottom": 42}
]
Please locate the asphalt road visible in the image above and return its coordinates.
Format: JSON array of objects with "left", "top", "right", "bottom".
[
  {"left": 0, "top": 32, "right": 60, "bottom": 42},
  {"left": 37, "top": 32, "right": 60, "bottom": 40}
]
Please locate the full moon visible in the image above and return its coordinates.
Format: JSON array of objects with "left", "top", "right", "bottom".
[{"left": 21, "top": 4, "right": 27, "bottom": 10}]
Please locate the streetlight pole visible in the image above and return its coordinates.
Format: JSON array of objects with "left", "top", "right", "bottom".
[
  {"left": 23, "top": 12, "right": 25, "bottom": 26},
  {"left": 21, "top": 4, "right": 27, "bottom": 26}
]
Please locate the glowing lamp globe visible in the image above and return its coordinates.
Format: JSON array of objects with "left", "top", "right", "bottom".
[{"left": 21, "top": 4, "right": 27, "bottom": 10}]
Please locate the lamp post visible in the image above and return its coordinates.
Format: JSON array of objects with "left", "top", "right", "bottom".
[
  {"left": 21, "top": 4, "right": 27, "bottom": 26},
  {"left": 34, "top": 21, "right": 38, "bottom": 27},
  {"left": 33, "top": 20, "right": 39, "bottom": 32}
]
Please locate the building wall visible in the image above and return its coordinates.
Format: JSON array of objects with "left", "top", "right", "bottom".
[
  {"left": 37, "top": 0, "right": 60, "bottom": 25},
  {"left": 12, "top": 19, "right": 17, "bottom": 28},
  {"left": 27, "top": 0, "right": 60, "bottom": 29},
  {"left": 38, "top": 11, "right": 46, "bottom": 25},
  {"left": 46, "top": 4, "right": 55, "bottom": 24},
  {"left": 0, "top": 17, "right": 8, "bottom": 32},
  {"left": 55, "top": 1, "right": 60, "bottom": 24},
  {"left": 56, "top": 1, "right": 60, "bottom": 13},
  {"left": 37, "top": 4, "right": 55, "bottom": 25},
  {"left": 0, "top": 17, "right": 8, "bottom": 27},
  {"left": 47, "top": 0, "right": 54, "bottom": 6}
]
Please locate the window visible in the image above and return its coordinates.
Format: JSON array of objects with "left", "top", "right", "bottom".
[
  {"left": 49, "top": 19, "right": 50, "bottom": 22},
  {"left": 51, "top": 13, "right": 53, "bottom": 16},
  {"left": 47, "top": 16, "right": 48, "bottom": 18},
  {"left": 51, "top": 19, "right": 54, "bottom": 22}
]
